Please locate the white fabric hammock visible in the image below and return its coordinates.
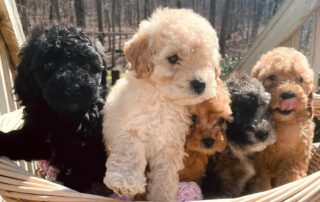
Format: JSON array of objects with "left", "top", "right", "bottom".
[
  {"left": 0, "top": 156, "right": 320, "bottom": 202},
  {"left": 1, "top": 109, "right": 320, "bottom": 202}
]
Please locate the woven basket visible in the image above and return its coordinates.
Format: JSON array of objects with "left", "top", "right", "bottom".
[{"left": 1, "top": 110, "right": 320, "bottom": 202}]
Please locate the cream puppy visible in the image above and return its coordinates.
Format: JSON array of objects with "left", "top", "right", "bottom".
[{"left": 103, "top": 8, "right": 220, "bottom": 201}]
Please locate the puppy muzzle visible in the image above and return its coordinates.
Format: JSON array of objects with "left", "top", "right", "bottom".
[{"left": 271, "top": 83, "right": 307, "bottom": 116}]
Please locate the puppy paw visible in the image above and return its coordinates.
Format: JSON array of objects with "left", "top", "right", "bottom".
[{"left": 104, "top": 171, "right": 146, "bottom": 196}]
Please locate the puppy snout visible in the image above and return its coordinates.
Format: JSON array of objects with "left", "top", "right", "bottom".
[
  {"left": 201, "top": 137, "right": 215, "bottom": 148},
  {"left": 280, "top": 91, "right": 296, "bottom": 100},
  {"left": 255, "top": 130, "right": 269, "bottom": 141},
  {"left": 190, "top": 79, "right": 206, "bottom": 94}
]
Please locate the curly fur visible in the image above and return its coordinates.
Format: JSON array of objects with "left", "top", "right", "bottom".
[
  {"left": 103, "top": 8, "right": 220, "bottom": 201},
  {"left": 179, "top": 80, "right": 232, "bottom": 184},
  {"left": 202, "top": 74, "right": 275, "bottom": 198},
  {"left": 249, "top": 47, "right": 315, "bottom": 192},
  {"left": 0, "top": 26, "right": 110, "bottom": 195}
]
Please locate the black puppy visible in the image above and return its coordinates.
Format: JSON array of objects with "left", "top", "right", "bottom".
[
  {"left": 0, "top": 26, "right": 110, "bottom": 195},
  {"left": 202, "top": 74, "right": 276, "bottom": 198}
]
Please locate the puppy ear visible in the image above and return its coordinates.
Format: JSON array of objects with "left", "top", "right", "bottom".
[
  {"left": 14, "top": 62, "right": 42, "bottom": 108},
  {"left": 251, "top": 61, "right": 262, "bottom": 79},
  {"left": 124, "top": 29, "right": 153, "bottom": 79}
]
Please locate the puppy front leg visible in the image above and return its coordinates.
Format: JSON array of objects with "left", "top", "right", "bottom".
[
  {"left": 147, "top": 147, "right": 184, "bottom": 201},
  {"left": 274, "top": 170, "right": 305, "bottom": 187},
  {"left": 0, "top": 128, "right": 51, "bottom": 160},
  {"left": 104, "top": 133, "right": 147, "bottom": 196},
  {"left": 248, "top": 171, "right": 272, "bottom": 193}
]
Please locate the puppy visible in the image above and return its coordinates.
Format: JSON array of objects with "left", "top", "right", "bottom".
[
  {"left": 202, "top": 74, "right": 275, "bottom": 198},
  {"left": 103, "top": 8, "right": 220, "bottom": 201},
  {"left": 179, "top": 81, "right": 232, "bottom": 185},
  {"left": 249, "top": 47, "right": 315, "bottom": 192},
  {"left": 0, "top": 26, "right": 110, "bottom": 195}
]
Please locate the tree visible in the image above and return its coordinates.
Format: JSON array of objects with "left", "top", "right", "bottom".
[
  {"left": 111, "top": 0, "right": 119, "bottom": 84},
  {"left": 209, "top": 0, "right": 216, "bottom": 27},
  {"left": 144, "top": 0, "right": 150, "bottom": 19},
  {"left": 176, "top": 0, "right": 182, "bottom": 8},
  {"left": 118, "top": 0, "right": 122, "bottom": 48},
  {"left": 49, "top": 0, "right": 61, "bottom": 22},
  {"left": 74, "top": 0, "right": 86, "bottom": 28},
  {"left": 158, "top": 0, "right": 168, "bottom": 7},
  {"left": 219, "top": 0, "right": 232, "bottom": 56},
  {"left": 273, "top": 0, "right": 282, "bottom": 15},
  {"left": 103, "top": 0, "right": 112, "bottom": 50},
  {"left": 251, "top": 0, "right": 264, "bottom": 38},
  {"left": 125, "top": 1, "right": 133, "bottom": 26},
  {"left": 136, "top": 0, "right": 140, "bottom": 25},
  {"left": 95, "top": 0, "right": 104, "bottom": 44},
  {"left": 17, "top": 0, "right": 29, "bottom": 34}
]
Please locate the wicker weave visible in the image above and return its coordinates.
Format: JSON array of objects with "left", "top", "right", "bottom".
[
  {"left": 1, "top": 110, "right": 320, "bottom": 202},
  {"left": 308, "top": 145, "right": 320, "bottom": 175},
  {"left": 0, "top": 156, "right": 320, "bottom": 202}
]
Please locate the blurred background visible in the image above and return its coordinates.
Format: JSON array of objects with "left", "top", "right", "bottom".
[
  {"left": 14, "top": 0, "right": 315, "bottom": 81},
  {"left": 13, "top": 0, "right": 320, "bottom": 141}
]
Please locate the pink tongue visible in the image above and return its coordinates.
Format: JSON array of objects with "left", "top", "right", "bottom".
[{"left": 280, "top": 97, "right": 300, "bottom": 111}]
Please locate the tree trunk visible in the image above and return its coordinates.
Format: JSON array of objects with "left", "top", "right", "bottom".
[
  {"left": 159, "top": 0, "right": 167, "bottom": 7},
  {"left": 74, "top": 0, "right": 86, "bottom": 28},
  {"left": 95, "top": 0, "right": 104, "bottom": 44},
  {"left": 111, "top": 0, "right": 116, "bottom": 67},
  {"left": 191, "top": 0, "right": 196, "bottom": 9},
  {"left": 118, "top": 0, "right": 122, "bottom": 49},
  {"left": 136, "top": 0, "right": 140, "bottom": 25},
  {"left": 209, "top": 0, "right": 216, "bottom": 27},
  {"left": 273, "top": 0, "right": 281, "bottom": 15},
  {"left": 251, "top": 0, "right": 264, "bottom": 38},
  {"left": 49, "top": 0, "right": 61, "bottom": 22},
  {"left": 126, "top": 1, "right": 133, "bottom": 26},
  {"left": 111, "top": 0, "right": 119, "bottom": 83},
  {"left": 144, "top": 0, "right": 149, "bottom": 19},
  {"left": 111, "top": 70, "right": 120, "bottom": 85},
  {"left": 219, "top": 0, "right": 232, "bottom": 56},
  {"left": 176, "top": 0, "right": 182, "bottom": 8},
  {"left": 17, "top": 0, "right": 29, "bottom": 34},
  {"left": 104, "top": 8, "right": 112, "bottom": 51}
]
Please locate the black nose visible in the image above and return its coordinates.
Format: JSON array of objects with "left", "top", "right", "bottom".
[
  {"left": 255, "top": 130, "right": 269, "bottom": 141},
  {"left": 280, "top": 91, "right": 296, "bottom": 100},
  {"left": 190, "top": 79, "right": 206, "bottom": 94},
  {"left": 201, "top": 138, "right": 215, "bottom": 148}
]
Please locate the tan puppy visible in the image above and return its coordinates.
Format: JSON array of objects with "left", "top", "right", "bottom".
[
  {"left": 179, "top": 81, "right": 232, "bottom": 185},
  {"left": 103, "top": 8, "right": 220, "bottom": 201},
  {"left": 250, "top": 47, "right": 315, "bottom": 192}
]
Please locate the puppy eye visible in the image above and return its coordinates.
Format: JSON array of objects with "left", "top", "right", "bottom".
[
  {"left": 217, "top": 118, "right": 225, "bottom": 125},
  {"left": 298, "top": 77, "right": 304, "bottom": 83},
  {"left": 190, "top": 114, "right": 198, "bottom": 123},
  {"left": 267, "top": 75, "right": 277, "bottom": 81},
  {"left": 168, "top": 54, "right": 179, "bottom": 64}
]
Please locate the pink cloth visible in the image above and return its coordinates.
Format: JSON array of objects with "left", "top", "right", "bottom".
[
  {"left": 177, "top": 182, "right": 203, "bottom": 202},
  {"left": 109, "top": 181, "right": 203, "bottom": 201},
  {"left": 37, "top": 160, "right": 59, "bottom": 181}
]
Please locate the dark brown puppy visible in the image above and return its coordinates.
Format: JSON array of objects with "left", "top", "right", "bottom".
[{"left": 202, "top": 75, "right": 275, "bottom": 198}]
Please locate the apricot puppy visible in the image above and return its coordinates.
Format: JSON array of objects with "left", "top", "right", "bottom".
[
  {"left": 250, "top": 47, "right": 315, "bottom": 192},
  {"left": 179, "top": 81, "right": 232, "bottom": 185},
  {"left": 103, "top": 8, "right": 220, "bottom": 201}
]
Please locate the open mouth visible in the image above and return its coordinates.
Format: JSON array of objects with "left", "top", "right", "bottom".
[
  {"left": 274, "top": 97, "right": 300, "bottom": 115},
  {"left": 274, "top": 108, "right": 294, "bottom": 115}
]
